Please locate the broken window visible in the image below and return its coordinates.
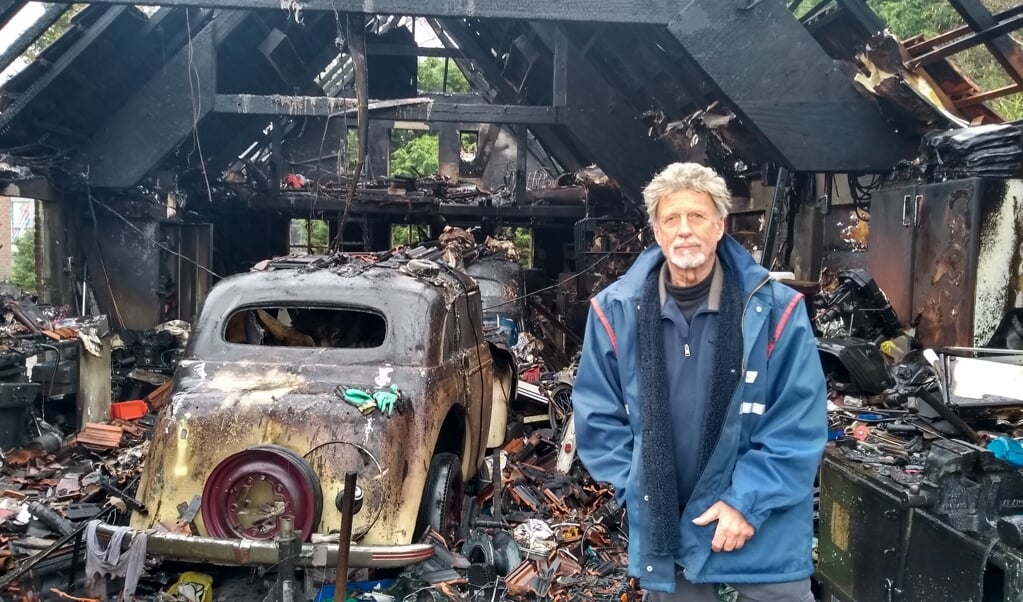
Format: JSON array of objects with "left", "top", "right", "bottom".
[
  {"left": 459, "top": 130, "right": 478, "bottom": 161},
  {"left": 224, "top": 306, "right": 386, "bottom": 348}
]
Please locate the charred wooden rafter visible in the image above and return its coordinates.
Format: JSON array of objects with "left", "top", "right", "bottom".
[
  {"left": 0, "top": 4, "right": 70, "bottom": 74},
  {"left": 212, "top": 94, "right": 564, "bottom": 124},
  {"left": 44, "top": 0, "right": 678, "bottom": 23},
  {"left": 945, "top": 0, "right": 1023, "bottom": 86},
  {"left": 0, "top": 6, "right": 128, "bottom": 132}
]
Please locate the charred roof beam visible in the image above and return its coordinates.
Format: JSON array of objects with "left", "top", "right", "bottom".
[
  {"left": 0, "top": 4, "right": 69, "bottom": 74},
  {"left": 0, "top": 6, "right": 128, "bottom": 133},
  {"left": 48, "top": 0, "right": 678, "bottom": 23},
  {"left": 212, "top": 94, "right": 565, "bottom": 124},
  {"left": 527, "top": 21, "right": 674, "bottom": 201},
  {"left": 0, "top": 1, "right": 28, "bottom": 30},
  {"left": 84, "top": 10, "right": 249, "bottom": 188},
  {"left": 945, "top": 0, "right": 1023, "bottom": 86},
  {"left": 430, "top": 17, "right": 586, "bottom": 173}
]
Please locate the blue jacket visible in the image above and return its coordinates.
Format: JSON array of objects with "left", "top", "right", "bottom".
[{"left": 572, "top": 236, "right": 827, "bottom": 591}]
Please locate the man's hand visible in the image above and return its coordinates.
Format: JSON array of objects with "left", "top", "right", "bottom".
[{"left": 691, "top": 500, "right": 755, "bottom": 552}]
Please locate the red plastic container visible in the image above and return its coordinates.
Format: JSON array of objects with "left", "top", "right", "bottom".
[{"left": 110, "top": 400, "right": 148, "bottom": 421}]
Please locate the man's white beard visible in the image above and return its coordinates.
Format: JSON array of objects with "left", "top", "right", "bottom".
[{"left": 669, "top": 250, "right": 708, "bottom": 270}]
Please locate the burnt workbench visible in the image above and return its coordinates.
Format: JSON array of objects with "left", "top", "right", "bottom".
[{"left": 817, "top": 441, "right": 1023, "bottom": 602}]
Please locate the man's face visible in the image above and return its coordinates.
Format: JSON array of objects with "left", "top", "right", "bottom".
[{"left": 653, "top": 189, "right": 725, "bottom": 272}]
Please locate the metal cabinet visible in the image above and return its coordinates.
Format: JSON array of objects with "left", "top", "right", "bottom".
[{"left": 867, "top": 178, "right": 1023, "bottom": 347}]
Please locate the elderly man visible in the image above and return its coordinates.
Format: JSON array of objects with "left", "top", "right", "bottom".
[{"left": 572, "top": 162, "right": 826, "bottom": 601}]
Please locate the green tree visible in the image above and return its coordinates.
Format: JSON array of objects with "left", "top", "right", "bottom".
[
  {"left": 25, "top": 5, "right": 86, "bottom": 60},
  {"left": 391, "top": 132, "right": 439, "bottom": 176},
  {"left": 496, "top": 227, "right": 533, "bottom": 268},
  {"left": 390, "top": 224, "right": 428, "bottom": 247},
  {"left": 290, "top": 219, "right": 329, "bottom": 254},
  {"left": 417, "top": 57, "right": 470, "bottom": 93},
  {"left": 9, "top": 229, "right": 36, "bottom": 291}
]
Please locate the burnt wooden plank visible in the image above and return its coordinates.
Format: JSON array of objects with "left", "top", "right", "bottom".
[
  {"left": 666, "top": 0, "right": 910, "bottom": 172},
  {"left": 48, "top": 0, "right": 676, "bottom": 23}
]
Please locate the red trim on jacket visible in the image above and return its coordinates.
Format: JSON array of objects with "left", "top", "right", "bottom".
[
  {"left": 590, "top": 298, "right": 618, "bottom": 356},
  {"left": 768, "top": 293, "right": 804, "bottom": 358}
]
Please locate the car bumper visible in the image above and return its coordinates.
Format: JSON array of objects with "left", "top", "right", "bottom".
[{"left": 94, "top": 523, "right": 434, "bottom": 568}]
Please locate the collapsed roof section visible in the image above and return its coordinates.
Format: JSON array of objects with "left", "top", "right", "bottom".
[{"left": 0, "top": 0, "right": 1017, "bottom": 205}]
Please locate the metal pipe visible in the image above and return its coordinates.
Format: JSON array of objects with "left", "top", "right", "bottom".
[
  {"left": 335, "top": 472, "right": 359, "bottom": 598},
  {"left": 91, "top": 523, "right": 433, "bottom": 568},
  {"left": 277, "top": 516, "right": 298, "bottom": 602}
]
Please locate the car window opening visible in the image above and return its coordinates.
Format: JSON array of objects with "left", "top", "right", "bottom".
[{"left": 225, "top": 306, "right": 386, "bottom": 348}]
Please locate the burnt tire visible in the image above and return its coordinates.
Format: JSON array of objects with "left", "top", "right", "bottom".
[{"left": 416, "top": 452, "right": 464, "bottom": 543}]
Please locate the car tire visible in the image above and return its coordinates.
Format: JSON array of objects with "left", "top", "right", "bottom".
[{"left": 417, "top": 452, "right": 464, "bottom": 543}]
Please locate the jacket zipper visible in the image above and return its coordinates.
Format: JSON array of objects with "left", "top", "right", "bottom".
[
  {"left": 683, "top": 276, "right": 771, "bottom": 504},
  {"left": 738, "top": 276, "right": 771, "bottom": 378}
]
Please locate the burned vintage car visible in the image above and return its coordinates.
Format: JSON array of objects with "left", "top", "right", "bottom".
[
  {"left": 124, "top": 250, "right": 516, "bottom": 567},
  {"left": 466, "top": 257, "right": 526, "bottom": 348}
]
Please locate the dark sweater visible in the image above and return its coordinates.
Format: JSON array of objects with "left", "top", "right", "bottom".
[{"left": 665, "top": 271, "right": 713, "bottom": 323}]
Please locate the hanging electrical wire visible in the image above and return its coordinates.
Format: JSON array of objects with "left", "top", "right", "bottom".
[{"left": 330, "top": 13, "right": 368, "bottom": 253}]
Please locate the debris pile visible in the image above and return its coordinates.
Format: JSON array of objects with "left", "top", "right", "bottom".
[
  {"left": 0, "top": 415, "right": 150, "bottom": 600},
  {"left": 815, "top": 270, "right": 1023, "bottom": 539},
  {"left": 921, "top": 123, "right": 1023, "bottom": 179},
  {"left": 391, "top": 422, "right": 635, "bottom": 602}
]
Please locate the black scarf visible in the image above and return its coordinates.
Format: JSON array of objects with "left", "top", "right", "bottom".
[{"left": 637, "top": 257, "right": 745, "bottom": 555}]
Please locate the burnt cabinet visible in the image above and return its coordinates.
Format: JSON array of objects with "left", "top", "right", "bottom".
[{"left": 867, "top": 178, "right": 1023, "bottom": 347}]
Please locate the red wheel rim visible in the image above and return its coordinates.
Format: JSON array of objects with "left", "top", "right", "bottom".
[{"left": 201, "top": 445, "right": 322, "bottom": 541}]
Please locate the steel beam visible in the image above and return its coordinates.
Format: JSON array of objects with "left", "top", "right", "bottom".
[
  {"left": 213, "top": 93, "right": 564, "bottom": 124},
  {"left": 666, "top": 0, "right": 909, "bottom": 172},
  {"left": 46, "top": 0, "right": 676, "bottom": 23}
]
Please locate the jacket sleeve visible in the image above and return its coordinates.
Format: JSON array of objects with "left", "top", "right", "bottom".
[
  {"left": 718, "top": 295, "right": 827, "bottom": 530},
  {"left": 572, "top": 299, "right": 633, "bottom": 504}
]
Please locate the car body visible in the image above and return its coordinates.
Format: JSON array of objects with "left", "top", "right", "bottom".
[
  {"left": 127, "top": 252, "right": 515, "bottom": 567},
  {"left": 466, "top": 257, "right": 526, "bottom": 348}
]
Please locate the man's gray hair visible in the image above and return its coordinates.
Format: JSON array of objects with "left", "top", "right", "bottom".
[{"left": 642, "top": 162, "right": 732, "bottom": 225}]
